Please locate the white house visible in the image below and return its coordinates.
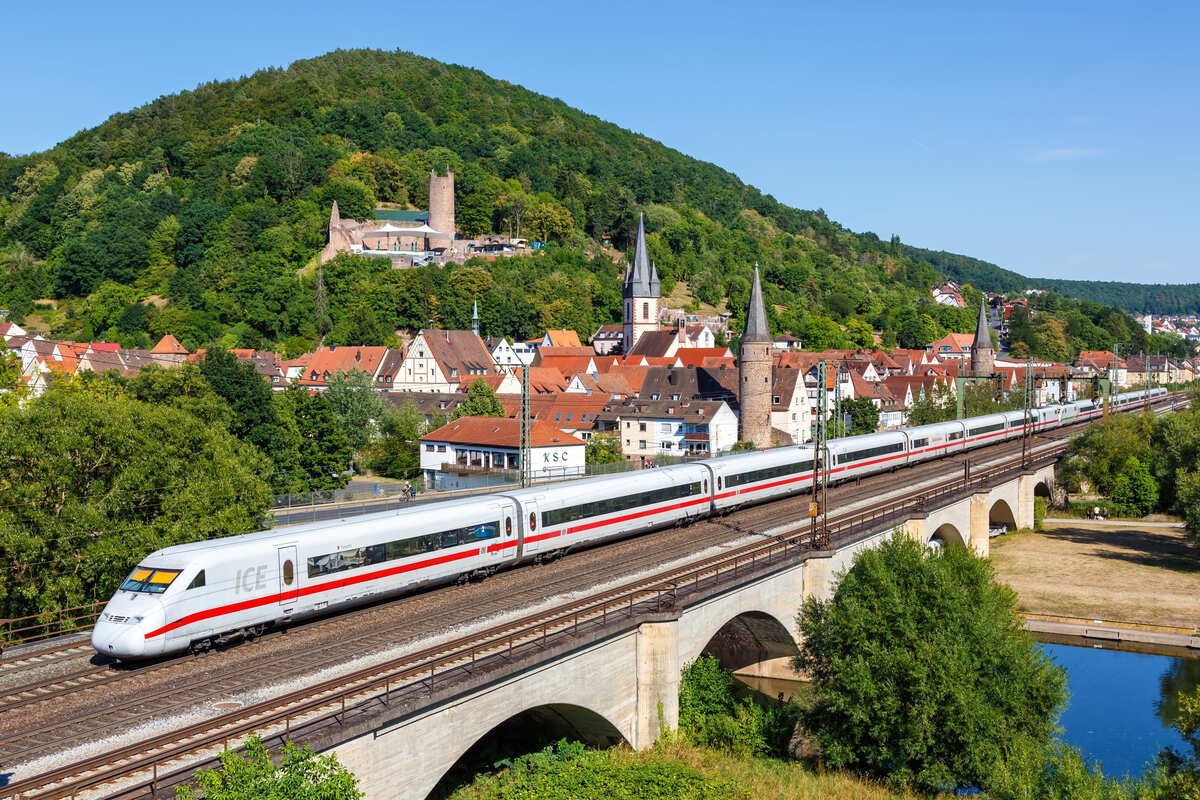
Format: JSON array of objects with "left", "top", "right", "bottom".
[
  {"left": 394, "top": 330, "right": 498, "bottom": 394},
  {"left": 594, "top": 399, "right": 738, "bottom": 461},
  {"left": 419, "top": 416, "right": 585, "bottom": 491},
  {"left": 485, "top": 337, "right": 524, "bottom": 368}
]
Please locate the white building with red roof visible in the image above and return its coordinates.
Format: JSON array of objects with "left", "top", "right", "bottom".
[{"left": 419, "top": 416, "right": 585, "bottom": 491}]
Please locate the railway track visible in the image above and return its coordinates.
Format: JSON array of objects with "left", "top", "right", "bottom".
[{"left": 0, "top": 393, "right": 1186, "bottom": 798}]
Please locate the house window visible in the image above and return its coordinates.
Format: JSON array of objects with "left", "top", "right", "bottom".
[
  {"left": 639, "top": 422, "right": 647, "bottom": 432},
  {"left": 643, "top": 302, "right": 649, "bottom": 320},
  {"left": 639, "top": 440, "right": 647, "bottom": 449},
  {"left": 437, "top": 445, "right": 446, "bottom": 453},
  {"left": 425, "top": 444, "right": 435, "bottom": 451},
  {"left": 773, "top": 396, "right": 781, "bottom": 404}
]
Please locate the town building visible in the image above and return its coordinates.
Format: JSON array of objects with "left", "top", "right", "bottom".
[
  {"left": 419, "top": 416, "right": 584, "bottom": 491},
  {"left": 622, "top": 214, "right": 661, "bottom": 353},
  {"left": 594, "top": 399, "right": 737, "bottom": 460},
  {"left": 393, "top": 330, "right": 498, "bottom": 393},
  {"left": 738, "top": 266, "right": 774, "bottom": 449}
]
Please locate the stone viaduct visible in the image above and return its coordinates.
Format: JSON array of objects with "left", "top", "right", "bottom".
[{"left": 316, "top": 462, "right": 1058, "bottom": 800}]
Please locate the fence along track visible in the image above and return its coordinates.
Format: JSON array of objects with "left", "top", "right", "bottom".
[{"left": 0, "top": 443, "right": 1066, "bottom": 800}]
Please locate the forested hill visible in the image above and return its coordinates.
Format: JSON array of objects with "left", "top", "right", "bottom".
[
  {"left": 0, "top": 48, "right": 1183, "bottom": 360},
  {"left": 905, "top": 245, "right": 1200, "bottom": 315}
]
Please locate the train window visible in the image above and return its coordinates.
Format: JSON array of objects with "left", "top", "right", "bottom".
[
  {"left": 119, "top": 567, "right": 181, "bottom": 594},
  {"left": 717, "top": 476, "right": 723, "bottom": 490},
  {"left": 703, "top": 479, "right": 708, "bottom": 493},
  {"left": 967, "top": 422, "right": 1004, "bottom": 437},
  {"left": 187, "top": 570, "right": 206, "bottom": 590},
  {"left": 948, "top": 432, "right": 963, "bottom": 440},
  {"left": 836, "top": 442, "right": 904, "bottom": 465},
  {"left": 541, "top": 482, "right": 704, "bottom": 528},
  {"left": 911, "top": 438, "right": 929, "bottom": 449},
  {"left": 282, "top": 561, "right": 294, "bottom": 586},
  {"left": 306, "top": 521, "right": 501, "bottom": 578},
  {"left": 724, "top": 460, "right": 813, "bottom": 489}
]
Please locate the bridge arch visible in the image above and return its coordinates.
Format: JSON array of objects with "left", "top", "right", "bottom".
[
  {"left": 989, "top": 498, "right": 1017, "bottom": 533},
  {"left": 692, "top": 610, "right": 800, "bottom": 681},
  {"left": 928, "top": 522, "right": 966, "bottom": 551},
  {"left": 428, "top": 703, "right": 627, "bottom": 799},
  {"left": 1034, "top": 480, "right": 1053, "bottom": 499}
]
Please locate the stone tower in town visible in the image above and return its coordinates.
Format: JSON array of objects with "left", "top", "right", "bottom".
[
  {"left": 738, "top": 266, "right": 773, "bottom": 449},
  {"left": 428, "top": 170, "right": 455, "bottom": 238},
  {"left": 971, "top": 298, "right": 995, "bottom": 378},
  {"left": 622, "top": 213, "right": 660, "bottom": 353}
]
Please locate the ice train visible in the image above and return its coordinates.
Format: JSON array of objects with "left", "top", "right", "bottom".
[{"left": 92, "top": 388, "right": 1167, "bottom": 658}]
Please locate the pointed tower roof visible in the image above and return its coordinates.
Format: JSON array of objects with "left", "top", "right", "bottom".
[
  {"left": 972, "top": 298, "right": 992, "bottom": 351},
  {"left": 742, "top": 265, "right": 772, "bottom": 343},
  {"left": 472, "top": 298, "right": 479, "bottom": 321},
  {"left": 623, "top": 214, "right": 658, "bottom": 299}
]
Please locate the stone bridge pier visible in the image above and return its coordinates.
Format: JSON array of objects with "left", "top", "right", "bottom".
[{"left": 325, "top": 464, "right": 1061, "bottom": 799}]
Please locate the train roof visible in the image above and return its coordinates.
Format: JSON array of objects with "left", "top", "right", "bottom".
[{"left": 148, "top": 495, "right": 506, "bottom": 558}]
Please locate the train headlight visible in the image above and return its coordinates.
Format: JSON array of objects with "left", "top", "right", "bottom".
[{"left": 131, "top": 616, "right": 144, "bottom": 624}]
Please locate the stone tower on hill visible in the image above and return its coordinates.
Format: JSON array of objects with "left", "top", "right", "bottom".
[
  {"left": 428, "top": 169, "right": 455, "bottom": 238},
  {"left": 971, "top": 298, "right": 995, "bottom": 378},
  {"left": 738, "top": 266, "right": 773, "bottom": 449},
  {"left": 622, "top": 214, "right": 660, "bottom": 353}
]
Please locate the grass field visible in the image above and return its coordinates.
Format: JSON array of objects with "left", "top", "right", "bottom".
[{"left": 990, "top": 522, "right": 1200, "bottom": 627}]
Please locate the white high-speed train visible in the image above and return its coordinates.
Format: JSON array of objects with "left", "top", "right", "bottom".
[{"left": 92, "top": 388, "right": 1167, "bottom": 659}]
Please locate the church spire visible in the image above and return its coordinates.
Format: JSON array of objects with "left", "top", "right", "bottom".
[
  {"left": 971, "top": 297, "right": 995, "bottom": 378},
  {"left": 623, "top": 213, "right": 658, "bottom": 299},
  {"left": 742, "top": 264, "right": 772, "bottom": 343},
  {"left": 972, "top": 298, "right": 991, "bottom": 351},
  {"left": 472, "top": 297, "right": 480, "bottom": 337}
]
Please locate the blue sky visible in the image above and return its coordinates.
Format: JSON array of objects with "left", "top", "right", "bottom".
[{"left": 1, "top": 0, "right": 1195, "bottom": 283}]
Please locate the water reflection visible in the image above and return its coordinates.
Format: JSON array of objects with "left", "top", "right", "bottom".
[
  {"left": 1041, "top": 642, "right": 1192, "bottom": 777},
  {"left": 1157, "top": 656, "right": 1200, "bottom": 728}
]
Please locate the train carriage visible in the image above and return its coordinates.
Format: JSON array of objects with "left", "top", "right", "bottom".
[
  {"left": 501, "top": 463, "right": 714, "bottom": 559},
  {"left": 961, "top": 413, "right": 1012, "bottom": 447},
  {"left": 902, "top": 420, "right": 968, "bottom": 465},
  {"left": 93, "top": 496, "right": 518, "bottom": 659},
  {"left": 704, "top": 446, "right": 816, "bottom": 512},
  {"left": 826, "top": 431, "right": 909, "bottom": 482}
]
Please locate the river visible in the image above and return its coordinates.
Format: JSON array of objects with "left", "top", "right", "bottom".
[
  {"left": 1041, "top": 641, "right": 1197, "bottom": 777},
  {"left": 735, "top": 641, "right": 1198, "bottom": 778}
]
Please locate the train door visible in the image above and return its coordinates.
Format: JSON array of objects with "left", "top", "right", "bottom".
[
  {"left": 277, "top": 545, "right": 299, "bottom": 607},
  {"left": 520, "top": 498, "right": 543, "bottom": 556}
]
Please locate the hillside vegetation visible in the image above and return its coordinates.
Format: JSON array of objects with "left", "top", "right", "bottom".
[
  {"left": 907, "top": 245, "right": 1200, "bottom": 316},
  {"left": 0, "top": 49, "right": 1181, "bottom": 359}
]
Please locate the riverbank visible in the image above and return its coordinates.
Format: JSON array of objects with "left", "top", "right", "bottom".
[
  {"left": 990, "top": 520, "right": 1200, "bottom": 628},
  {"left": 444, "top": 741, "right": 920, "bottom": 800}
]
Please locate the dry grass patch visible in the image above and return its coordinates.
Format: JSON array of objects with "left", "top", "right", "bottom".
[{"left": 991, "top": 522, "right": 1200, "bottom": 627}]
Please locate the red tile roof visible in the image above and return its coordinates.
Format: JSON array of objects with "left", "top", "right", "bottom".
[
  {"left": 296, "top": 346, "right": 389, "bottom": 386},
  {"left": 674, "top": 347, "right": 732, "bottom": 367},
  {"left": 149, "top": 334, "right": 188, "bottom": 355},
  {"left": 421, "top": 416, "right": 584, "bottom": 448}
]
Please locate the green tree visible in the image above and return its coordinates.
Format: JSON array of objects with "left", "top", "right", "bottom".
[
  {"left": 175, "top": 735, "right": 361, "bottom": 800},
  {"left": 367, "top": 401, "right": 425, "bottom": 480},
  {"left": 125, "top": 363, "right": 233, "bottom": 428},
  {"left": 325, "top": 369, "right": 385, "bottom": 451},
  {"left": 678, "top": 655, "right": 799, "bottom": 758},
  {"left": 796, "top": 533, "right": 1066, "bottom": 793},
  {"left": 453, "top": 377, "right": 506, "bottom": 419},
  {"left": 1108, "top": 456, "right": 1158, "bottom": 516},
  {"left": 275, "top": 385, "right": 352, "bottom": 492},
  {"left": 585, "top": 433, "right": 624, "bottom": 465},
  {"left": 0, "top": 344, "right": 26, "bottom": 408},
  {"left": 198, "top": 349, "right": 292, "bottom": 490},
  {"left": 1156, "top": 686, "right": 1200, "bottom": 796},
  {"left": 897, "top": 312, "right": 940, "bottom": 349},
  {"left": 841, "top": 397, "right": 880, "bottom": 435},
  {"left": 0, "top": 388, "right": 271, "bottom": 618}
]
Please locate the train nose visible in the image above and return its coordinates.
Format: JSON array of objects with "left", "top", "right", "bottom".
[{"left": 93, "top": 622, "right": 147, "bottom": 659}]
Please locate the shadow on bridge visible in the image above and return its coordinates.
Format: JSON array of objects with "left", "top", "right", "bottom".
[{"left": 427, "top": 703, "right": 626, "bottom": 799}]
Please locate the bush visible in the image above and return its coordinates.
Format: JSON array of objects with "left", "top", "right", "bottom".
[
  {"left": 1034, "top": 496, "right": 1048, "bottom": 531},
  {"left": 678, "top": 655, "right": 799, "bottom": 758},
  {"left": 449, "top": 739, "right": 746, "bottom": 800},
  {"left": 795, "top": 533, "right": 1066, "bottom": 793}
]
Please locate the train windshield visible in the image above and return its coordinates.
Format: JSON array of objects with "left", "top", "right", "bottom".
[{"left": 119, "top": 566, "right": 182, "bottom": 594}]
